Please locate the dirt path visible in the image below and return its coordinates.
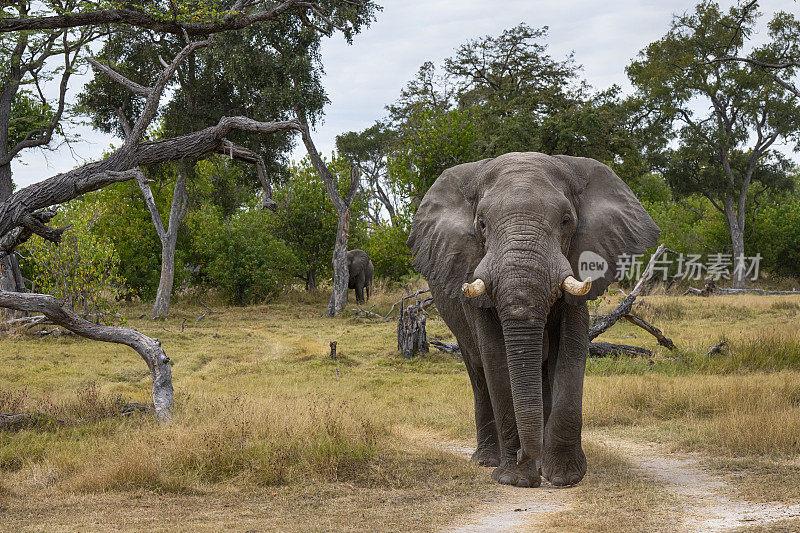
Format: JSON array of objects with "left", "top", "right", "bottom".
[
  {"left": 599, "top": 438, "right": 800, "bottom": 532},
  {"left": 437, "top": 443, "right": 572, "bottom": 533},
  {"left": 439, "top": 435, "right": 800, "bottom": 532}
]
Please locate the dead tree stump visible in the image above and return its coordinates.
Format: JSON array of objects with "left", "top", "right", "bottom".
[{"left": 398, "top": 304, "right": 428, "bottom": 359}]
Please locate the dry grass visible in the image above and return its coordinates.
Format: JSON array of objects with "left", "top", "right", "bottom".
[
  {"left": 2, "top": 286, "right": 800, "bottom": 529},
  {"left": 584, "top": 372, "right": 800, "bottom": 455}
]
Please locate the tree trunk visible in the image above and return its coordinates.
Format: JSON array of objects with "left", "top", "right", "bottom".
[
  {"left": 397, "top": 303, "right": 428, "bottom": 359},
  {"left": 153, "top": 239, "right": 177, "bottom": 317},
  {"left": 296, "top": 112, "right": 360, "bottom": 317},
  {"left": 723, "top": 192, "right": 747, "bottom": 289},
  {"left": 730, "top": 224, "right": 746, "bottom": 289},
  {"left": 138, "top": 169, "right": 188, "bottom": 318},
  {"left": 0, "top": 162, "right": 24, "bottom": 318},
  {"left": 305, "top": 269, "right": 317, "bottom": 291},
  {"left": 326, "top": 208, "right": 350, "bottom": 316}
]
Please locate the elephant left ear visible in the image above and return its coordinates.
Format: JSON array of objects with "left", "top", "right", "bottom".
[{"left": 554, "top": 155, "right": 661, "bottom": 301}]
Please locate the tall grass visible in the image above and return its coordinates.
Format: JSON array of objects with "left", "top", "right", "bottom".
[
  {"left": 2, "top": 393, "right": 387, "bottom": 493},
  {"left": 584, "top": 371, "right": 800, "bottom": 455}
]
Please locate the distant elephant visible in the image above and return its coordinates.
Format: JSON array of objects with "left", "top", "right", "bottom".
[
  {"left": 347, "top": 249, "right": 374, "bottom": 304},
  {"left": 408, "top": 152, "right": 659, "bottom": 488}
]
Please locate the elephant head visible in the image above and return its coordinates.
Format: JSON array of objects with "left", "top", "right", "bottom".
[{"left": 408, "top": 152, "right": 659, "bottom": 466}]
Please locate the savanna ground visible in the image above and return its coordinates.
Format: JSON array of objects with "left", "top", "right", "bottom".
[{"left": 2, "top": 282, "right": 800, "bottom": 532}]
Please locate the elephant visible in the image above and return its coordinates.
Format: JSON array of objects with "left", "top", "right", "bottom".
[
  {"left": 407, "top": 152, "right": 659, "bottom": 488},
  {"left": 347, "top": 249, "right": 374, "bottom": 304}
]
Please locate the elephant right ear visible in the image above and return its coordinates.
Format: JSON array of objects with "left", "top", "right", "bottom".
[{"left": 407, "top": 159, "right": 493, "bottom": 308}]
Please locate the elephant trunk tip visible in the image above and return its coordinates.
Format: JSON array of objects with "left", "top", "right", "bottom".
[{"left": 517, "top": 448, "right": 532, "bottom": 466}]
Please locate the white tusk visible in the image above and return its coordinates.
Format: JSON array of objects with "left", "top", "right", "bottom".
[
  {"left": 562, "top": 275, "right": 592, "bottom": 296},
  {"left": 461, "top": 278, "right": 486, "bottom": 298}
]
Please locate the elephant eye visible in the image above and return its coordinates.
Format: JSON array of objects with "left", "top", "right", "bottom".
[
  {"left": 478, "top": 218, "right": 486, "bottom": 232},
  {"left": 562, "top": 215, "right": 571, "bottom": 227}
]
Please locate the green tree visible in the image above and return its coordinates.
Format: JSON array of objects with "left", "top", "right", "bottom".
[
  {"left": 336, "top": 122, "right": 398, "bottom": 226},
  {"left": 269, "top": 156, "right": 367, "bottom": 291},
  {"left": 388, "top": 106, "right": 480, "bottom": 209},
  {"left": 627, "top": 1, "right": 800, "bottom": 287}
]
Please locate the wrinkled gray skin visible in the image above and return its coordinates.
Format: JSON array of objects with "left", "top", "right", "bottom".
[
  {"left": 347, "top": 249, "right": 374, "bottom": 304},
  {"left": 408, "top": 153, "right": 659, "bottom": 488}
]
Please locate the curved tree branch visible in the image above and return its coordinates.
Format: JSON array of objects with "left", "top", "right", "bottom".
[{"left": 0, "top": 290, "right": 174, "bottom": 421}]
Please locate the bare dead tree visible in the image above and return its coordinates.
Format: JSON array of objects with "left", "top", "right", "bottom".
[
  {"left": 589, "top": 244, "right": 668, "bottom": 340},
  {"left": 296, "top": 112, "right": 360, "bottom": 316}
]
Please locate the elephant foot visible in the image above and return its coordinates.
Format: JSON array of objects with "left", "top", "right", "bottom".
[
  {"left": 491, "top": 459, "right": 541, "bottom": 488},
  {"left": 470, "top": 445, "right": 500, "bottom": 467},
  {"left": 541, "top": 444, "right": 586, "bottom": 487}
]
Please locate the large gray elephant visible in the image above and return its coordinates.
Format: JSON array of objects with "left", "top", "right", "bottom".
[
  {"left": 347, "top": 249, "right": 374, "bottom": 304},
  {"left": 408, "top": 152, "right": 659, "bottom": 488}
]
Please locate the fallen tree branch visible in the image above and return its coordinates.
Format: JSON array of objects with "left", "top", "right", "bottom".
[
  {"left": 0, "top": 412, "right": 64, "bottom": 431},
  {"left": 436, "top": 339, "right": 652, "bottom": 359},
  {"left": 350, "top": 305, "right": 389, "bottom": 321},
  {"left": 0, "top": 290, "right": 173, "bottom": 421},
  {"left": 623, "top": 314, "right": 676, "bottom": 350},
  {"left": 589, "top": 244, "right": 667, "bottom": 340},
  {"left": 0, "top": 314, "right": 49, "bottom": 331},
  {"left": 430, "top": 340, "right": 462, "bottom": 358},
  {"left": 706, "top": 340, "right": 728, "bottom": 357},
  {"left": 589, "top": 342, "right": 653, "bottom": 358}
]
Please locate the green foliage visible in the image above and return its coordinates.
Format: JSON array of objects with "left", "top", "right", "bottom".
[
  {"left": 192, "top": 157, "right": 259, "bottom": 219},
  {"left": 336, "top": 122, "right": 398, "bottom": 225},
  {"left": 748, "top": 198, "right": 800, "bottom": 279},
  {"left": 185, "top": 202, "right": 299, "bottom": 305},
  {"left": 644, "top": 196, "right": 729, "bottom": 256},
  {"left": 364, "top": 222, "right": 414, "bottom": 280},
  {"left": 387, "top": 106, "right": 480, "bottom": 208},
  {"left": 268, "top": 156, "right": 369, "bottom": 286},
  {"left": 20, "top": 200, "right": 126, "bottom": 322},
  {"left": 8, "top": 91, "right": 55, "bottom": 149},
  {"left": 88, "top": 180, "right": 169, "bottom": 300}
]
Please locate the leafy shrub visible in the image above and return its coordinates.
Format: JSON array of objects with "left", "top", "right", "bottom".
[
  {"left": 364, "top": 222, "right": 414, "bottom": 281},
  {"left": 186, "top": 202, "right": 299, "bottom": 304},
  {"left": 88, "top": 181, "right": 167, "bottom": 299},
  {"left": 20, "top": 199, "right": 126, "bottom": 321},
  {"left": 748, "top": 201, "right": 800, "bottom": 279}
]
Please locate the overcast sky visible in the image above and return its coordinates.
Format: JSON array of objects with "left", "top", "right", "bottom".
[{"left": 12, "top": 0, "right": 799, "bottom": 189}]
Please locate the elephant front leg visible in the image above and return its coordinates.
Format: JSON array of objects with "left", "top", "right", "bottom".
[
  {"left": 463, "top": 306, "right": 540, "bottom": 488},
  {"left": 542, "top": 302, "right": 588, "bottom": 487}
]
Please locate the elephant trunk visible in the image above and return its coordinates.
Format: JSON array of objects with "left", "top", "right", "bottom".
[
  {"left": 493, "top": 242, "right": 565, "bottom": 467},
  {"left": 501, "top": 317, "right": 546, "bottom": 466}
]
